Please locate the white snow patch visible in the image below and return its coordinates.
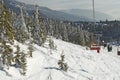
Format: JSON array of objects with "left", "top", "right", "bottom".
[{"left": 0, "top": 38, "right": 120, "bottom": 80}]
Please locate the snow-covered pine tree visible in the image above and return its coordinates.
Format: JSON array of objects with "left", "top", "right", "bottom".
[
  {"left": 53, "top": 20, "right": 59, "bottom": 38},
  {"left": 31, "top": 5, "right": 47, "bottom": 46},
  {"left": 24, "top": 12, "right": 33, "bottom": 41},
  {"left": 58, "top": 21, "right": 64, "bottom": 40},
  {"left": 20, "top": 52, "right": 27, "bottom": 75},
  {"left": 48, "top": 19, "right": 53, "bottom": 36},
  {"left": 86, "top": 32, "right": 94, "bottom": 47},
  {"left": 31, "top": 5, "right": 41, "bottom": 45},
  {"left": 15, "top": 4, "right": 29, "bottom": 43},
  {"left": 24, "top": 13, "right": 34, "bottom": 57},
  {"left": 28, "top": 44, "right": 33, "bottom": 57},
  {"left": 58, "top": 51, "right": 68, "bottom": 72},
  {"left": 1, "top": 41, "right": 13, "bottom": 69},
  {"left": 48, "top": 36, "right": 57, "bottom": 54},
  {"left": 0, "top": 0, "right": 15, "bottom": 43},
  {"left": 38, "top": 7, "right": 47, "bottom": 40},
  {"left": 14, "top": 45, "right": 21, "bottom": 67},
  {"left": 14, "top": 45, "right": 27, "bottom": 75},
  {"left": 78, "top": 27, "right": 85, "bottom": 46},
  {"left": 62, "top": 23, "right": 68, "bottom": 41},
  {"left": 0, "top": 0, "right": 16, "bottom": 70}
]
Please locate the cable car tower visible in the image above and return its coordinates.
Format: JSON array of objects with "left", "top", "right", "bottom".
[
  {"left": 92, "top": 0, "right": 95, "bottom": 25},
  {"left": 90, "top": 0, "right": 102, "bottom": 53},
  {"left": 92, "top": 0, "right": 102, "bottom": 46}
]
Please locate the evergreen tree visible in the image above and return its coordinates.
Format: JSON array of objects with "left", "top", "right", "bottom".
[
  {"left": 58, "top": 51, "right": 68, "bottom": 72},
  {"left": 31, "top": 5, "right": 47, "bottom": 46},
  {"left": 14, "top": 45, "right": 27, "bottom": 75},
  {"left": 14, "top": 45, "right": 21, "bottom": 67},
  {"left": 28, "top": 44, "right": 33, "bottom": 57},
  {"left": 0, "top": 0, "right": 15, "bottom": 42},
  {"left": 1, "top": 41, "right": 13, "bottom": 69},
  {"left": 0, "top": 0, "right": 15, "bottom": 69},
  {"left": 78, "top": 26, "right": 85, "bottom": 46},
  {"left": 48, "top": 37, "right": 56, "bottom": 50},
  {"left": 15, "top": 4, "right": 29, "bottom": 43},
  {"left": 20, "top": 52, "right": 27, "bottom": 75},
  {"left": 62, "top": 23, "right": 68, "bottom": 41}
]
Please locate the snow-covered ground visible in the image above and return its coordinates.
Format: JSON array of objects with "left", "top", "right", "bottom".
[{"left": 0, "top": 38, "right": 120, "bottom": 80}]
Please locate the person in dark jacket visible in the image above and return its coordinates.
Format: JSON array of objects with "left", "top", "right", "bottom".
[{"left": 107, "top": 44, "right": 112, "bottom": 52}]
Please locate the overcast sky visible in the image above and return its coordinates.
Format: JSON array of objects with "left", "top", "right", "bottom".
[{"left": 16, "top": 0, "right": 120, "bottom": 19}]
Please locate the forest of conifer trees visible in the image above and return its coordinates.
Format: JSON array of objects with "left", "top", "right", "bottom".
[{"left": 0, "top": 0, "right": 95, "bottom": 75}]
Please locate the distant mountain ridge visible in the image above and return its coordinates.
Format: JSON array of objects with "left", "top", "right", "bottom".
[
  {"left": 1, "top": 0, "right": 112, "bottom": 21},
  {"left": 61, "top": 9, "right": 112, "bottom": 21}
]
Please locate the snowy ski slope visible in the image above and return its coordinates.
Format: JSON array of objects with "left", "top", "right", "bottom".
[{"left": 0, "top": 38, "right": 120, "bottom": 80}]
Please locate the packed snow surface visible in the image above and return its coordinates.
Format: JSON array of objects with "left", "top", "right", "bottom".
[{"left": 0, "top": 38, "right": 120, "bottom": 80}]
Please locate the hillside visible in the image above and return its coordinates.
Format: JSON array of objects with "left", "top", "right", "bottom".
[
  {"left": 0, "top": 38, "right": 120, "bottom": 80},
  {"left": 0, "top": 0, "right": 120, "bottom": 80},
  {"left": 61, "top": 9, "right": 112, "bottom": 21},
  {"left": 1, "top": 0, "right": 112, "bottom": 21}
]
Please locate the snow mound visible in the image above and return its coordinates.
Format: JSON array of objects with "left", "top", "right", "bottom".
[{"left": 0, "top": 38, "right": 120, "bottom": 80}]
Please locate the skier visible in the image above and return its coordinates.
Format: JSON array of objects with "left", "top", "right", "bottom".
[
  {"left": 117, "top": 46, "right": 120, "bottom": 55},
  {"left": 107, "top": 44, "right": 112, "bottom": 52}
]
